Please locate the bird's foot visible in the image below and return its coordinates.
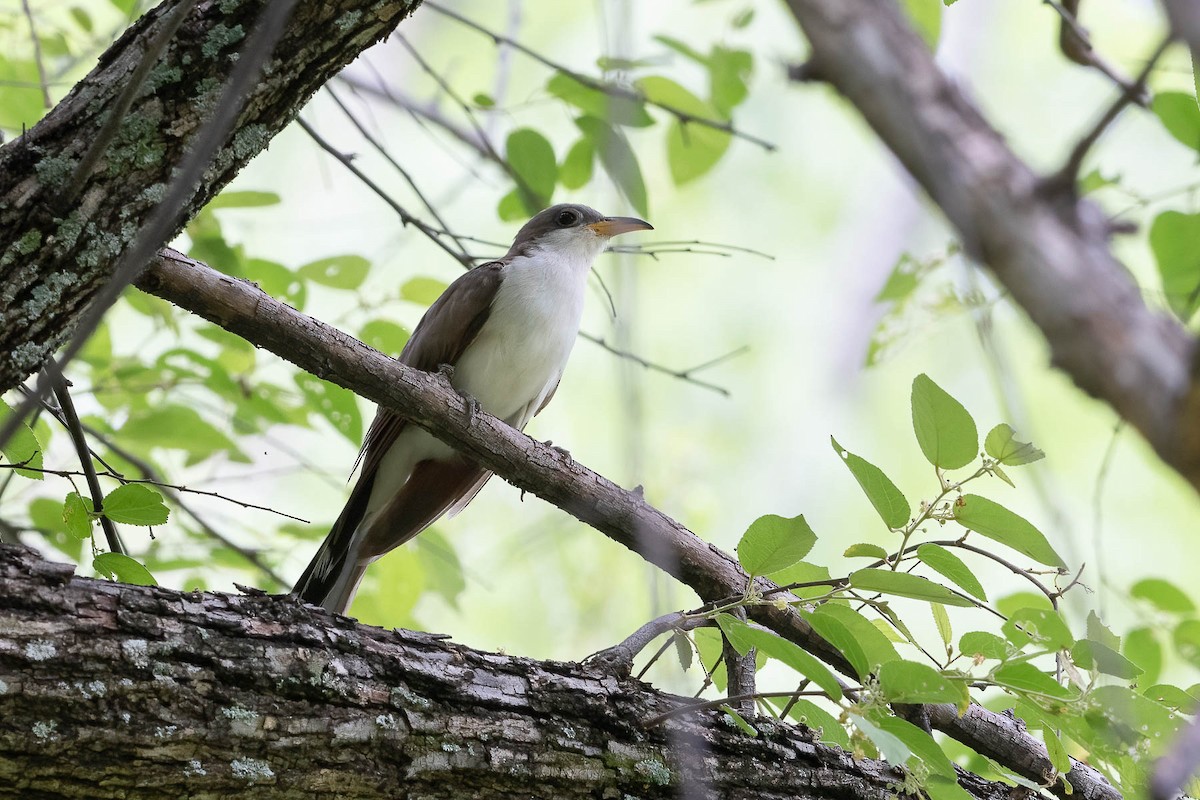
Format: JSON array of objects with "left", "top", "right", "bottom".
[
  {"left": 543, "top": 439, "right": 571, "bottom": 459},
  {"left": 436, "top": 363, "right": 456, "bottom": 382},
  {"left": 435, "top": 363, "right": 479, "bottom": 424}
]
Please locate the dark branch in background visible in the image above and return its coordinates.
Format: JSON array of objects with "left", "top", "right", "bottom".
[
  {"left": 324, "top": 84, "right": 472, "bottom": 258},
  {"left": 783, "top": 0, "right": 1200, "bottom": 498},
  {"left": 296, "top": 117, "right": 473, "bottom": 266},
  {"left": 135, "top": 248, "right": 1119, "bottom": 800},
  {"left": 19, "top": 0, "right": 52, "bottom": 109},
  {"left": 1047, "top": 36, "right": 1171, "bottom": 192},
  {"left": 1045, "top": 0, "right": 1151, "bottom": 104},
  {"left": 44, "top": 364, "right": 125, "bottom": 556},
  {"left": 422, "top": 0, "right": 776, "bottom": 152},
  {"left": 0, "top": 0, "right": 299, "bottom": 454}
]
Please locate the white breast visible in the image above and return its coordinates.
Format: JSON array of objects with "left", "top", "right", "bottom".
[{"left": 453, "top": 245, "right": 593, "bottom": 427}]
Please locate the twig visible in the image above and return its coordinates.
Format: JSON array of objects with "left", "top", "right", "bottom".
[
  {"left": 0, "top": 0, "right": 298, "bottom": 455},
  {"left": 57, "top": 0, "right": 199, "bottom": 212},
  {"left": 584, "top": 611, "right": 702, "bottom": 678},
  {"left": 610, "top": 239, "right": 776, "bottom": 261},
  {"left": 1048, "top": 36, "right": 1172, "bottom": 192},
  {"left": 44, "top": 364, "right": 125, "bottom": 555},
  {"left": 423, "top": 0, "right": 775, "bottom": 152},
  {"left": 20, "top": 0, "right": 53, "bottom": 109},
  {"left": 324, "top": 84, "right": 473, "bottom": 259},
  {"left": 1042, "top": 0, "right": 1150, "bottom": 104},
  {"left": 644, "top": 689, "right": 840, "bottom": 728},
  {"left": 395, "top": 35, "right": 543, "bottom": 210},
  {"left": 578, "top": 333, "right": 742, "bottom": 396},
  {"left": 1091, "top": 421, "right": 1123, "bottom": 616},
  {"left": 296, "top": 117, "right": 473, "bottom": 267}
]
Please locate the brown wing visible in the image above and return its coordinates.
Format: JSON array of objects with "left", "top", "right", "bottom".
[{"left": 353, "top": 261, "right": 505, "bottom": 480}]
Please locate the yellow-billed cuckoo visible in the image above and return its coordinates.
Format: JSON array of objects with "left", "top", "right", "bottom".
[{"left": 293, "top": 204, "right": 652, "bottom": 613}]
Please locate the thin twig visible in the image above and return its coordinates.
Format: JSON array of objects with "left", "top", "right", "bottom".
[
  {"left": 1091, "top": 421, "right": 1123, "bottom": 616},
  {"left": 20, "top": 0, "right": 53, "bottom": 108},
  {"left": 424, "top": 0, "right": 775, "bottom": 152},
  {"left": 1042, "top": 0, "right": 1150, "bottom": 104},
  {"left": 44, "top": 364, "right": 125, "bottom": 555},
  {"left": 578, "top": 333, "right": 741, "bottom": 396},
  {"left": 610, "top": 239, "right": 776, "bottom": 261},
  {"left": 1048, "top": 36, "right": 1172, "bottom": 191},
  {"left": 644, "top": 689, "right": 841, "bottom": 728},
  {"left": 338, "top": 72, "right": 490, "bottom": 159},
  {"left": 296, "top": 117, "right": 473, "bottom": 267},
  {"left": 324, "top": 84, "right": 473, "bottom": 260}
]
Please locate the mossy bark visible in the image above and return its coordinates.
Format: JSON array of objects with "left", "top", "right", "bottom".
[{"left": 0, "top": 0, "right": 420, "bottom": 391}]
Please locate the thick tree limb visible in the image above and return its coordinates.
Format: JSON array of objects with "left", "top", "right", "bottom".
[
  {"left": 0, "top": 0, "right": 422, "bottom": 393},
  {"left": 782, "top": 1, "right": 1200, "bottom": 494},
  {"left": 0, "top": 545, "right": 1028, "bottom": 800},
  {"left": 135, "top": 248, "right": 1120, "bottom": 800}
]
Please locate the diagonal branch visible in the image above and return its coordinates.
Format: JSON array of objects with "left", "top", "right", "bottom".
[
  {"left": 783, "top": 0, "right": 1200, "bottom": 497},
  {"left": 135, "top": 246, "right": 1119, "bottom": 800}
]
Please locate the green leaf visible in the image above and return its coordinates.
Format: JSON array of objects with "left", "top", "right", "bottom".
[
  {"left": 878, "top": 660, "right": 962, "bottom": 704},
  {"left": 1043, "top": 728, "right": 1072, "bottom": 775},
  {"left": 0, "top": 400, "right": 44, "bottom": 479},
  {"left": 29, "top": 498, "right": 83, "bottom": 560},
  {"left": 715, "top": 615, "right": 843, "bottom": 700},
  {"left": 1086, "top": 610, "right": 1121, "bottom": 651},
  {"left": 294, "top": 374, "right": 364, "bottom": 445},
  {"left": 0, "top": 56, "right": 47, "bottom": 130},
  {"left": 719, "top": 705, "right": 758, "bottom": 737},
  {"left": 849, "top": 568, "right": 975, "bottom": 607},
  {"left": 1174, "top": 619, "right": 1200, "bottom": 668},
  {"left": 1149, "top": 211, "right": 1200, "bottom": 322},
  {"left": 472, "top": 93, "right": 494, "bottom": 108},
  {"left": 359, "top": 319, "right": 410, "bottom": 358},
  {"left": 1124, "top": 627, "right": 1163, "bottom": 685},
  {"left": 506, "top": 127, "right": 557, "bottom": 205},
  {"left": 735, "top": 513, "right": 816, "bottom": 576},
  {"left": 901, "top": 0, "right": 942, "bottom": 49},
  {"left": 70, "top": 7, "right": 94, "bottom": 32},
  {"left": 559, "top": 137, "right": 594, "bottom": 190},
  {"left": 849, "top": 713, "right": 911, "bottom": 766},
  {"left": 101, "top": 484, "right": 169, "bottom": 526},
  {"left": 94, "top": 552, "right": 158, "bottom": 586},
  {"left": 1153, "top": 92, "right": 1200, "bottom": 152},
  {"left": 1072, "top": 640, "right": 1143, "bottom": 679},
  {"left": 805, "top": 603, "right": 900, "bottom": 675},
  {"left": 995, "top": 590, "right": 1052, "bottom": 617},
  {"left": 984, "top": 424, "right": 1045, "bottom": 466},
  {"left": 783, "top": 699, "right": 849, "bottom": 749},
  {"left": 992, "top": 663, "right": 1073, "bottom": 699},
  {"left": 206, "top": 190, "right": 281, "bottom": 209},
  {"left": 1002, "top": 607, "right": 1074, "bottom": 650},
  {"left": 708, "top": 46, "right": 753, "bottom": 116},
  {"left": 843, "top": 543, "right": 889, "bottom": 560},
  {"left": 245, "top": 257, "right": 305, "bottom": 309},
  {"left": 400, "top": 276, "right": 449, "bottom": 307},
  {"left": 121, "top": 405, "right": 245, "bottom": 465},
  {"left": 63, "top": 492, "right": 94, "bottom": 540},
  {"left": 297, "top": 255, "right": 370, "bottom": 290},
  {"left": 911, "top": 374, "right": 978, "bottom": 470},
  {"left": 673, "top": 633, "right": 693, "bottom": 672},
  {"left": 1142, "top": 684, "right": 1196, "bottom": 712},
  {"left": 766, "top": 560, "right": 833, "bottom": 599},
  {"left": 953, "top": 495, "right": 1065, "bottom": 568},
  {"left": 546, "top": 72, "right": 654, "bottom": 127},
  {"left": 831, "top": 437, "right": 910, "bottom": 528},
  {"left": 916, "top": 543, "right": 987, "bottom": 601},
  {"left": 874, "top": 715, "right": 957, "bottom": 778},
  {"left": 932, "top": 603, "right": 952, "bottom": 648},
  {"left": 497, "top": 188, "right": 529, "bottom": 222},
  {"left": 637, "top": 76, "right": 732, "bottom": 184},
  {"left": 959, "top": 631, "right": 1010, "bottom": 661},
  {"left": 1079, "top": 168, "right": 1120, "bottom": 195},
  {"left": 574, "top": 116, "right": 648, "bottom": 217},
  {"left": 926, "top": 776, "right": 976, "bottom": 800},
  {"left": 1131, "top": 577, "right": 1196, "bottom": 614}
]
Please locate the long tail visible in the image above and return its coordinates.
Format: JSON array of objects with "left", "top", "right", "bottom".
[{"left": 292, "top": 471, "right": 376, "bottom": 613}]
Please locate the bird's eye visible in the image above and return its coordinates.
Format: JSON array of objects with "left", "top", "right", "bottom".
[{"left": 555, "top": 209, "right": 579, "bottom": 227}]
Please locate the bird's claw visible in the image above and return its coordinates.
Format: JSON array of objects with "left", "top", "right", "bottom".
[
  {"left": 543, "top": 439, "right": 571, "bottom": 459},
  {"left": 435, "top": 363, "right": 478, "bottom": 424}
]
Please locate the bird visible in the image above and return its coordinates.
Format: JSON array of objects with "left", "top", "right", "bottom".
[{"left": 293, "top": 204, "right": 653, "bottom": 613}]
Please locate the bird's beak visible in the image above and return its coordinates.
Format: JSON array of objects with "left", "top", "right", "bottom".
[{"left": 586, "top": 216, "right": 654, "bottom": 237}]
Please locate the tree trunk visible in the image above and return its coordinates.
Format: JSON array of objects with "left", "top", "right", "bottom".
[
  {"left": 0, "top": 0, "right": 421, "bottom": 392},
  {"left": 0, "top": 545, "right": 1022, "bottom": 799}
]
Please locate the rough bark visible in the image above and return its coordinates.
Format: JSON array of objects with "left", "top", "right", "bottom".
[
  {"left": 0, "top": 545, "right": 1025, "bottom": 800},
  {"left": 134, "top": 248, "right": 1119, "bottom": 800},
  {"left": 783, "top": 0, "right": 1200, "bottom": 493},
  {"left": 0, "top": 0, "right": 421, "bottom": 391}
]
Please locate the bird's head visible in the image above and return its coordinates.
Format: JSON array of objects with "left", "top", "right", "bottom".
[{"left": 507, "top": 204, "right": 652, "bottom": 266}]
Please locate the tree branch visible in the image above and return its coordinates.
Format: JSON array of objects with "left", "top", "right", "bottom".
[
  {"left": 0, "top": 544, "right": 1026, "bottom": 800},
  {"left": 134, "top": 247, "right": 1120, "bottom": 800},
  {"left": 782, "top": 0, "right": 1200, "bottom": 497}
]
